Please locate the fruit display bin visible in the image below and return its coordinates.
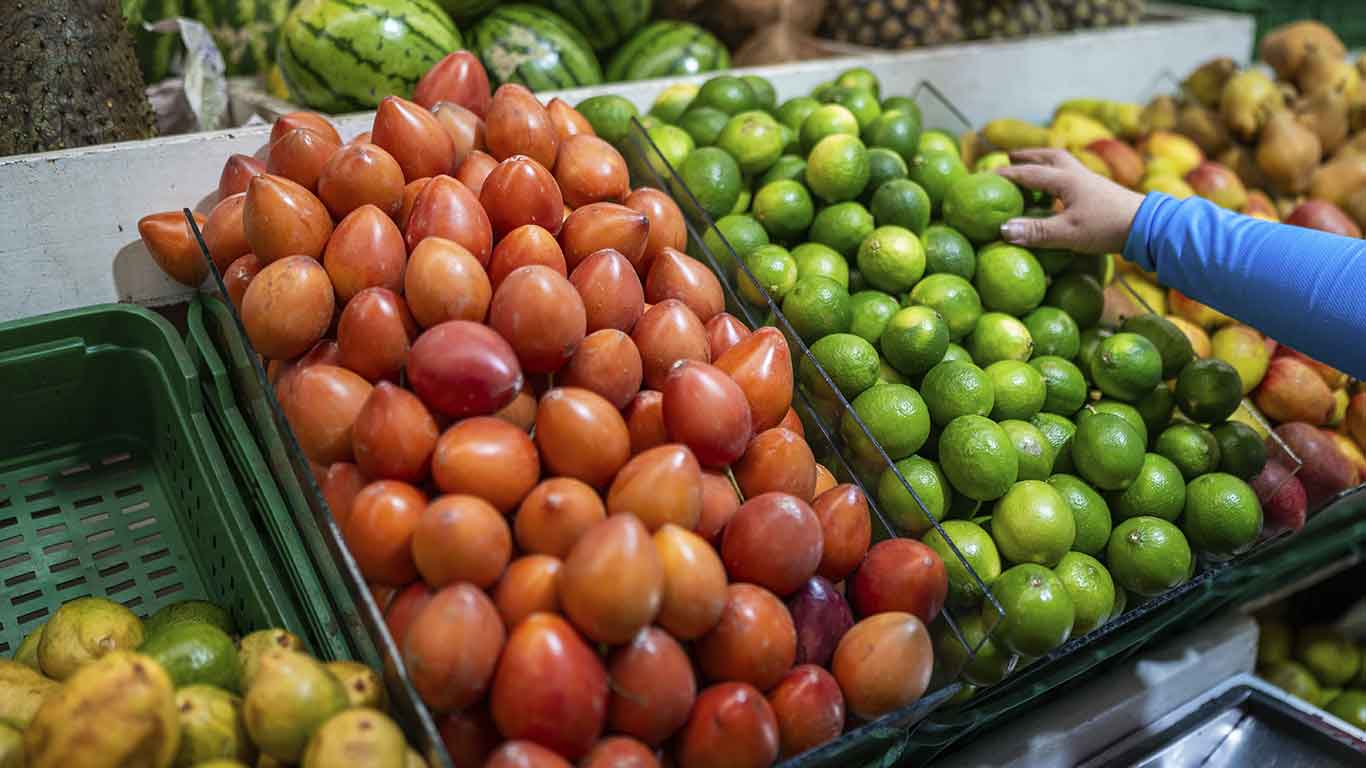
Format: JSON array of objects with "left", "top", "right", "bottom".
[{"left": 0, "top": 303, "right": 327, "bottom": 657}]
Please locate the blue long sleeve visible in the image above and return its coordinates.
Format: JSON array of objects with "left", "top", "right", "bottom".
[{"left": 1122, "top": 192, "right": 1366, "bottom": 378}]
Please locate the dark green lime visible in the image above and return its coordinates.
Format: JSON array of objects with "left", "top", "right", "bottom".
[
  {"left": 1212, "top": 420, "right": 1269, "bottom": 480},
  {"left": 1024, "top": 306, "right": 1082, "bottom": 359},
  {"left": 1031, "top": 356, "right": 1087, "bottom": 415},
  {"left": 1047, "top": 273, "right": 1105, "bottom": 330}
]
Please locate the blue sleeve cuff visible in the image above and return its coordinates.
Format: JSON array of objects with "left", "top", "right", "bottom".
[{"left": 1121, "top": 192, "right": 1173, "bottom": 272}]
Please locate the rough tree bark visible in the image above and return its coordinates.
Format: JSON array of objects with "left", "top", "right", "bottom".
[{"left": 0, "top": 0, "right": 157, "bottom": 155}]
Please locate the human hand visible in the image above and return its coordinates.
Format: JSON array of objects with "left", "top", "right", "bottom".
[{"left": 995, "top": 149, "right": 1145, "bottom": 255}]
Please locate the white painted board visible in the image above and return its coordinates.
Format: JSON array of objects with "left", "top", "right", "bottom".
[{"left": 0, "top": 4, "right": 1252, "bottom": 323}]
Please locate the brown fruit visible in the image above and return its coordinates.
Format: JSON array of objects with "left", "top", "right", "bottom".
[
  {"left": 223, "top": 253, "right": 261, "bottom": 310},
  {"left": 675, "top": 683, "right": 779, "bottom": 768},
  {"left": 495, "top": 382, "right": 538, "bottom": 432},
  {"left": 405, "top": 174, "right": 494, "bottom": 264},
  {"left": 317, "top": 141, "right": 406, "bottom": 220},
  {"left": 218, "top": 153, "right": 266, "bottom": 200},
  {"left": 431, "top": 416, "right": 540, "bottom": 513},
  {"left": 456, "top": 149, "right": 499, "bottom": 197},
  {"left": 324, "top": 204, "right": 407, "bottom": 303},
  {"left": 1253, "top": 458, "right": 1308, "bottom": 535},
  {"left": 1260, "top": 21, "right": 1346, "bottom": 81},
  {"left": 344, "top": 480, "right": 424, "bottom": 586},
  {"left": 560, "top": 203, "right": 650, "bottom": 271},
  {"left": 1284, "top": 199, "right": 1363, "bottom": 237},
  {"left": 535, "top": 387, "right": 632, "bottom": 487},
  {"left": 139, "top": 210, "right": 210, "bottom": 286},
  {"left": 1255, "top": 356, "right": 1336, "bottom": 424},
  {"left": 486, "top": 83, "right": 559, "bottom": 169},
  {"left": 412, "top": 494, "right": 512, "bottom": 588},
  {"left": 546, "top": 97, "right": 595, "bottom": 142},
  {"left": 414, "top": 51, "right": 491, "bottom": 117},
  {"left": 404, "top": 236, "right": 492, "bottom": 327},
  {"left": 561, "top": 329, "right": 644, "bottom": 409},
  {"left": 1256, "top": 110, "right": 1322, "bottom": 194},
  {"left": 403, "top": 583, "right": 505, "bottom": 712},
  {"left": 267, "top": 127, "right": 340, "bottom": 191},
  {"left": 555, "top": 134, "right": 630, "bottom": 208},
  {"left": 281, "top": 364, "right": 372, "bottom": 465},
  {"left": 385, "top": 581, "right": 433, "bottom": 648},
  {"left": 607, "top": 444, "right": 703, "bottom": 531},
  {"left": 201, "top": 193, "right": 250, "bottom": 271},
  {"left": 321, "top": 461, "right": 366, "bottom": 531},
  {"left": 814, "top": 464, "right": 837, "bottom": 496},
  {"left": 569, "top": 248, "right": 646, "bottom": 334},
  {"left": 832, "top": 612, "right": 933, "bottom": 720},
  {"left": 705, "top": 313, "right": 751, "bottom": 361},
  {"left": 399, "top": 177, "right": 431, "bottom": 230},
  {"left": 482, "top": 155, "right": 566, "bottom": 238},
  {"left": 696, "top": 470, "right": 740, "bottom": 543},
  {"left": 645, "top": 248, "right": 725, "bottom": 323},
  {"left": 608, "top": 627, "right": 697, "bottom": 746},
  {"left": 734, "top": 428, "right": 817, "bottom": 501},
  {"left": 663, "top": 360, "right": 754, "bottom": 467},
  {"left": 244, "top": 173, "right": 333, "bottom": 264},
  {"left": 633, "top": 300, "right": 710, "bottom": 390},
  {"left": 515, "top": 477, "right": 607, "bottom": 558},
  {"left": 714, "top": 327, "right": 795, "bottom": 433},
  {"left": 351, "top": 381, "right": 437, "bottom": 482},
  {"left": 489, "top": 224, "right": 567, "bottom": 290},
  {"left": 432, "top": 101, "right": 487, "bottom": 172},
  {"left": 624, "top": 188, "right": 687, "bottom": 275},
  {"left": 695, "top": 583, "right": 797, "bottom": 691},
  {"left": 625, "top": 390, "right": 668, "bottom": 455},
  {"left": 581, "top": 737, "right": 659, "bottom": 768},
  {"left": 242, "top": 255, "right": 335, "bottom": 360},
  {"left": 559, "top": 515, "right": 663, "bottom": 644},
  {"left": 337, "top": 286, "right": 416, "bottom": 383},
  {"left": 654, "top": 523, "right": 728, "bottom": 640},
  {"left": 486, "top": 740, "right": 573, "bottom": 768},
  {"left": 722, "top": 492, "right": 823, "bottom": 597},
  {"left": 490, "top": 265, "right": 588, "bottom": 373},
  {"left": 272, "top": 111, "right": 341, "bottom": 146},
  {"left": 1270, "top": 422, "right": 1359, "bottom": 507},
  {"left": 849, "top": 539, "right": 948, "bottom": 626},
  {"left": 372, "top": 95, "right": 456, "bottom": 181},
  {"left": 812, "top": 484, "right": 872, "bottom": 582},
  {"left": 767, "top": 665, "right": 845, "bottom": 758},
  {"left": 494, "top": 555, "right": 562, "bottom": 628},
  {"left": 408, "top": 320, "right": 524, "bottom": 418}
]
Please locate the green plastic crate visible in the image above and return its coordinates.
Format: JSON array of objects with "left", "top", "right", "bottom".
[
  {"left": 0, "top": 304, "right": 314, "bottom": 654},
  {"left": 1173, "top": 1, "right": 1366, "bottom": 48}
]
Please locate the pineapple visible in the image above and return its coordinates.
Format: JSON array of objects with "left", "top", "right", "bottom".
[
  {"left": 821, "top": 0, "right": 966, "bottom": 50},
  {"left": 1049, "top": 0, "right": 1144, "bottom": 31},
  {"left": 959, "top": 0, "right": 1056, "bottom": 39}
]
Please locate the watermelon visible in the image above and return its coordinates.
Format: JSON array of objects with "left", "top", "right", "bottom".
[
  {"left": 126, "top": 0, "right": 291, "bottom": 80},
  {"left": 533, "top": 0, "right": 652, "bottom": 51},
  {"left": 471, "top": 5, "right": 603, "bottom": 91},
  {"left": 606, "top": 20, "right": 729, "bottom": 83},
  {"left": 439, "top": 0, "right": 499, "bottom": 22},
  {"left": 128, "top": 0, "right": 184, "bottom": 83},
  {"left": 279, "top": 0, "right": 463, "bottom": 113}
]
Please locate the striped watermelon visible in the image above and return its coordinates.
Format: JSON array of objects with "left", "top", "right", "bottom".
[
  {"left": 533, "top": 0, "right": 652, "bottom": 51},
  {"left": 471, "top": 5, "right": 603, "bottom": 91},
  {"left": 279, "top": 0, "right": 463, "bottom": 113},
  {"left": 439, "top": 0, "right": 499, "bottom": 22},
  {"left": 126, "top": 0, "right": 291, "bottom": 80},
  {"left": 128, "top": 0, "right": 184, "bottom": 83},
  {"left": 606, "top": 20, "right": 729, "bottom": 83}
]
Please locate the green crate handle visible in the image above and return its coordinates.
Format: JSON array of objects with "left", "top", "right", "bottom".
[{"left": 0, "top": 337, "right": 87, "bottom": 392}]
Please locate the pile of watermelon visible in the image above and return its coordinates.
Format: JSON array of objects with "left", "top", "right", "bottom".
[{"left": 126, "top": 0, "right": 292, "bottom": 82}]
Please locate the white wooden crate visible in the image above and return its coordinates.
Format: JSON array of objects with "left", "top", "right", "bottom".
[{"left": 0, "top": 4, "right": 1252, "bottom": 323}]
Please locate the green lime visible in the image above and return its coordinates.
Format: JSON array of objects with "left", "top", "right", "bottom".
[
  {"left": 822, "top": 86, "right": 882, "bottom": 132},
  {"left": 717, "top": 112, "right": 785, "bottom": 176},
  {"left": 1326, "top": 691, "right": 1366, "bottom": 730},
  {"left": 1077, "top": 401, "right": 1149, "bottom": 446},
  {"left": 1182, "top": 472, "right": 1262, "bottom": 558},
  {"left": 805, "top": 333, "right": 881, "bottom": 400},
  {"left": 782, "top": 275, "right": 852, "bottom": 343},
  {"left": 1297, "top": 628, "right": 1362, "bottom": 688},
  {"left": 1031, "top": 356, "right": 1087, "bottom": 415},
  {"left": 1212, "top": 421, "right": 1268, "bottom": 480},
  {"left": 1091, "top": 332, "right": 1163, "bottom": 401},
  {"left": 140, "top": 622, "right": 241, "bottom": 692},
  {"left": 848, "top": 290, "right": 899, "bottom": 344},
  {"left": 730, "top": 186, "right": 752, "bottom": 214},
  {"left": 759, "top": 154, "right": 807, "bottom": 186},
  {"left": 865, "top": 109, "right": 923, "bottom": 163},
  {"left": 1048, "top": 473, "right": 1112, "bottom": 556},
  {"left": 649, "top": 83, "right": 699, "bottom": 122},
  {"left": 1033, "top": 413, "right": 1078, "bottom": 474},
  {"left": 144, "top": 600, "right": 236, "bottom": 638},
  {"left": 636, "top": 114, "right": 662, "bottom": 132},
  {"left": 1046, "top": 273, "right": 1105, "bottom": 330},
  {"left": 641, "top": 123, "right": 695, "bottom": 181},
  {"left": 909, "top": 151, "right": 969, "bottom": 212},
  {"left": 751, "top": 180, "right": 814, "bottom": 242},
  {"left": 975, "top": 151, "right": 1011, "bottom": 172},
  {"left": 1034, "top": 247, "right": 1076, "bottom": 275},
  {"left": 676, "top": 146, "right": 740, "bottom": 220},
  {"left": 1073, "top": 412, "right": 1145, "bottom": 491},
  {"left": 695, "top": 75, "right": 757, "bottom": 115},
  {"left": 921, "top": 227, "right": 975, "bottom": 281},
  {"left": 881, "top": 305, "right": 949, "bottom": 375},
  {"left": 1135, "top": 384, "right": 1176, "bottom": 437},
  {"left": 987, "top": 360, "right": 1047, "bottom": 421},
  {"left": 1121, "top": 314, "right": 1195, "bottom": 379},
  {"left": 933, "top": 612, "right": 1017, "bottom": 687},
  {"left": 857, "top": 225, "right": 925, "bottom": 293},
  {"left": 1069, "top": 252, "right": 1115, "bottom": 284},
  {"left": 880, "top": 95, "right": 920, "bottom": 120},
  {"left": 777, "top": 96, "right": 820, "bottom": 135},
  {"left": 1256, "top": 617, "right": 1293, "bottom": 666},
  {"left": 738, "top": 243, "right": 799, "bottom": 305},
  {"left": 869, "top": 178, "right": 932, "bottom": 235},
  {"left": 1155, "top": 423, "right": 1222, "bottom": 480},
  {"left": 918, "top": 129, "right": 959, "bottom": 157},
  {"left": 836, "top": 66, "right": 881, "bottom": 96},
  {"left": 841, "top": 383, "right": 931, "bottom": 461},
  {"left": 741, "top": 74, "right": 777, "bottom": 111},
  {"left": 1053, "top": 552, "right": 1116, "bottom": 636},
  {"left": 806, "top": 134, "right": 871, "bottom": 203},
  {"left": 939, "top": 414, "right": 1019, "bottom": 501},
  {"left": 1262, "top": 660, "right": 1322, "bottom": 704},
  {"left": 909, "top": 274, "right": 982, "bottom": 341},
  {"left": 878, "top": 455, "right": 951, "bottom": 534},
  {"left": 799, "top": 104, "right": 860, "bottom": 153},
  {"left": 1106, "top": 516, "right": 1193, "bottom": 596},
  {"left": 575, "top": 94, "right": 639, "bottom": 146},
  {"left": 1107, "top": 453, "right": 1187, "bottom": 522},
  {"left": 1024, "top": 307, "right": 1081, "bottom": 359},
  {"left": 987, "top": 563, "right": 1076, "bottom": 657},
  {"left": 1175, "top": 358, "right": 1243, "bottom": 424},
  {"left": 968, "top": 312, "right": 1034, "bottom": 365},
  {"left": 921, "top": 360, "right": 995, "bottom": 427},
  {"left": 943, "top": 172, "right": 1026, "bottom": 244},
  {"left": 864, "top": 147, "right": 910, "bottom": 198},
  {"left": 923, "top": 520, "right": 1001, "bottom": 607},
  {"left": 975, "top": 243, "right": 1046, "bottom": 316},
  {"left": 1077, "top": 327, "right": 1113, "bottom": 382},
  {"left": 1001, "top": 419, "right": 1057, "bottom": 481},
  {"left": 793, "top": 242, "right": 850, "bottom": 287},
  {"left": 878, "top": 358, "right": 908, "bottom": 385},
  {"left": 703, "top": 213, "right": 769, "bottom": 278},
  {"left": 809, "top": 201, "right": 875, "bottom": 258},
  {"left": 992, "top": 480, "right": 1075, "bottom": 566},
  {"left": 942, "top": 342, "right": 972, "bottom": 365},
  {"left": 678, "top": 105, "right": 730, "bottom": 146}
]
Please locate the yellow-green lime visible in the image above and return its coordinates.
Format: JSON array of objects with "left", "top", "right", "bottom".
[
  {"left": 857, "top": 225, "right": 925, "bottom": 293},
  {"left": 730, "top": 187, "right": 752, "bottom": 214},
  {"left": 1073, "top": 412, "right": 1145, "bottom": 490},
  {"left": 1001, "top": 419, "right": 1057, "bottom": 481},
  {"left": 841, "top": 383, "right": 931, "bottom": 461},
  {"left": 1135, "top": 384, "right": 1177, "bottom": 437},
  {"left": 804, "top": 333, "right": 881, "bottom": 400},
  {"left": 1262, "top": 660, "right": 1322, "bottom": 704},
  {"left": 865, "top": 109, "right": 923, "bottom": 163},
  {"left": 742, "top": 74, "right": 777, "bottom": 110},
  {"left": 1326, "top": 691, "right": 1366, "bottom": 730},
  {"left": 1296, "top": 628, "right": 1361, "bottom": 688},
  {"left": 943, "top": 172, "right": 1026, "bottom": 244},
  {"left": 1106, "top": 453, "right": 1186, "bottom": 522},
  {"left": 918, "top": 129, "right": 959, "bottom": 157},
  {"left": 677, "top": 146, "right": 740, "bottom": 220},
  {"left": 1034, "top": 246, "right": 1076, "bottom": 275},
  {"left": 140, "top": 622, "right": 240, "bottom": 691},
  {"left": 822, "top": 86, "right": 882, "bottom": 132},
  {"left": 793, "top": 242, "right": 849, "bottom": 287},
  {"left": 642, "top": 123, "right": 695, "bottom": 181},
  {"left": 941, "top": 342, "right": 972, "bottom": 365},
  {"left": 987, "top": 563, "right": 1076, "bottom": 657},
  {"left": 809, "top": 201, "right": 875, "bottom": 258},
  {"left": 1106, "top": 516, "right": 1192, "bottom": 596},
  {"left": 1031, "top": 356, "right": 1087, "bottom": 415},
  {"left": 800, "top": 104, "right": 860, "bottom": 153},
  {"left": 881, "top": 95, "right": 920, "bottom": 120},
  {"left": 939, "top": 414, "right": 1019, "bottom": 501},
  {"left": 649, "top": 82, "right": 699, "bottom": 121},
  {"left": 986, "top": 360, "right": 1047, "bottom": 421},
  {"left": 968, "top": 312, "right": 1034, "bottom": 365},
  {"left": 1077, "top": 327, "right": 1113, "bottom": 382},
  {"left": 1182, "top": 472, "right": 1262, "bottom": 558},
  {"left": 1046, "top": 273, "right": 1105, "bottom": 330},
  {"left": 836, "top": 66, "right": 880, "bottom": 96},
  {"left": 878, "top": 358, "right": 908, "bottom": 385},
  {"left": 751, "top": 180, "right": 814, "bottom": 242},
  {"left": 865, "top": 148, "right": 910, "bottom": 198},
  {"left": 782, "top": 275, "right": 852, "bottom": 343},
  {"left": 806, "top": 134, "right": 871, "bottom": 203},
  {"left": 992, "top": 480, "right": 1075, "bottom": 566},
  {"left": 702, "top": 213, "right": 769, "bottom": 278},
  {"left": 1047, "top": 473, "right": 1112, "bottom": 556},
  {"left": 1053, "top": 552, "right": 1117, "bottom": 636},
  {"left": 576, "top": 94, "right": 639, "bottom": 146},
  {"left": 848, "top": 290, "right": 900, "bottom": 344},
  {"left": 695, "top": 75, "right": 757, "bottom": 115},
  {"left": 1212, "top": 421, "right": 1268, "bottom": 480},
  {"left": 678, "top": 105, "right": 730, "bottom": 146},
  {"left": 1024, "top": 307, "right": 1081, "bottom": 359},
  {"left": 974, "top": 243, "right": 1046, "bottom": 316},
  {"left": 1077, "top": 400, "right": 1149, "bottom": 446},
  {"left": 760, "top": 154, "right": 807, "bottom": 186},
  {"left": 1032, "top": 413, "right": 1078, "bottom": 474},
  {"left": 921, "top": 224, "right": 976, "bottom": 279},
  {"left": 1122, "top": 314, "right": 1195, "bottom": 379},
  {"left": 1091, "top": 332, "right": 1163, "bottom": 401},
  {"left": 934, "top": 612, "right": 1018, "bottom": 687},
  {"left": 881, "top": 305, "right": 949, "bottom": 375},
  {"left": 909, "top": 150, "right": 969, "bottom": 212},
  {"left": 975, "top": 150, "right": 1011, "bottom": 172},
  {"left": 909, "top": 274, "right": 982, "bottom": 341},
  {"left": 777, "top": 96, "right": 821, "bottom": 141},
  {"left": 144, "top": 600, "right": 235, "bottom": 638},
  {"left": 1256, "top": 617, "right": 1292, "bottom": 666},
  {"left": 1175, "top": 358, "right": 1243, "bottom": 424},
  {"left": 1155, "top": 423, "right": 1222, "bottom": 480},
  {"left": 921, "top": 360, "right": 995, "bottom": 427},
  {"left": 923, "top": 520, "right": 1000, "bottom": 607},
  {"left": 877, "top": 455, "right": 951, "bottom": 534},
  {"left": 869, "top": 179, "right": 932, "bottom": 235},
  {"left": 717, "top": 112, "right": 785, "bottom": 176},
  {"left": 738, "top": 244, "right": 799, "bottom": 305}
]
